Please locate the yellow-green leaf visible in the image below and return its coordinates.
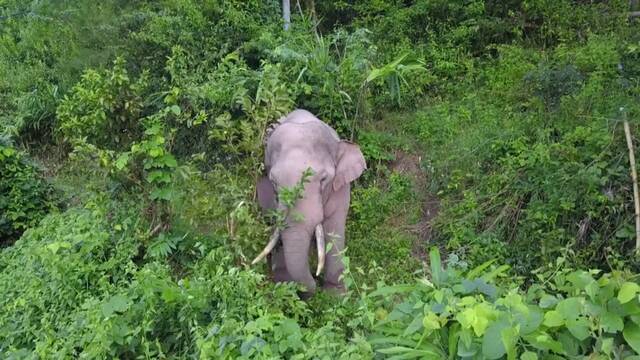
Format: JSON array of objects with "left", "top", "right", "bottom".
[
  {"left": 618, "top": 282, "right": 640, "bottom": 304},
  {"left": 543, "top": 310, "right": 564, "bottom": 327}
]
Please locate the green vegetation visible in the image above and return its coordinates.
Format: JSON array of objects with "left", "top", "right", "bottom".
[
  {"left": 0, "top": 141, "right": 57, "bottom": 243},
  {"left": 3, "top": 0, "right": 640, "bottom": 358}
]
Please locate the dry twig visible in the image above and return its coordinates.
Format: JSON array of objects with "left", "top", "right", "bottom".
[{"left": 623, "top": 118, "right": 640, "bottom": 252}]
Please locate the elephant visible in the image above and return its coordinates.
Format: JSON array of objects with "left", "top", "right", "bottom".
[{"left": 252, "top": 109, "right": 367, "bottom": 297}]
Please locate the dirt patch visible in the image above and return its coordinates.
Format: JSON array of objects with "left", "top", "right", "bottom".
[
  {"left": 390, "top": 150, "right": 422, "bottom": 177},
  {"left": 388, "top": 149, "right": 440, "bottom": 262}
]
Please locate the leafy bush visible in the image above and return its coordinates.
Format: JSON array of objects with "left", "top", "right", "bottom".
[
  {"left": 56, "top": 57, "right": 150, "bottom": 150},
  {"left": 408, "top": 25, "right": 640, "bottom": 275},
  {"left": 369, "top": 248, "right": 640, "bottom": 359},
  {"left": 0, "top": 1, "right": 141, "bottom": 141},
  {"left": 0, "top": 143, "right": 57, "bottom": 243},
  {"left": 0, "top": 202, "right": 142, "bottom": 355},
  {"left": 0, "top": 200, "right": 305, "bottom": 358}
]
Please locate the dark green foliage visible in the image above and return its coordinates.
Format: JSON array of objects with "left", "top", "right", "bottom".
[
  {"left": 0, "top": 1, "right": 141, "bottom": 142},
  {"left": 524, "top": 64, "right": 584, "bottom": 110},
  {"left": 0, "top": 143, "right": 57, "bottom": 244}
]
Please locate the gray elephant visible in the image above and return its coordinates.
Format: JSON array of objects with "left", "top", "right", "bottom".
[{"left": 252, "top": 109, "right": 366, "bottom": 297}]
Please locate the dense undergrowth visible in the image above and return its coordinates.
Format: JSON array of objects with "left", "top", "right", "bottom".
[{"left": 3, "top": 0, "right": 640, "bottom": 358}]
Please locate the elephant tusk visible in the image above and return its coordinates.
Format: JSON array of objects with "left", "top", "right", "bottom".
[
  {"left": 315, "top": 224, "right": 325, "bottom": 276},
  {"left": 251, "top": 228, "right": 280, "bottom": 265}
]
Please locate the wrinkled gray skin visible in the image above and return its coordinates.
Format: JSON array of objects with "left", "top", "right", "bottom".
[{"left": 256, "top": 109, "right": 366, "bottom": 297}]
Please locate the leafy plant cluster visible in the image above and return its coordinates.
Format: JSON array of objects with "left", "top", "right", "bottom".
[
  {"left": 412, "top": 30, "right": 640, "bottom": 274},
  {"left": 369, "top": 248, "right": 640, "bottom": 359},
  {"left": 0, "top": 142, "right": 57, "bottom": 244},
  {"left": 0, "top": 198, "right": 310, "bottom": 358}
]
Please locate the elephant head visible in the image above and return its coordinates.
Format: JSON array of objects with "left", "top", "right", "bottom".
[{"left": 253, "top": 109, "right": 366, "bottom": 296}]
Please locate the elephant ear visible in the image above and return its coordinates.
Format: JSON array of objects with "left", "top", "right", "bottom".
[
  {"left": 256, "top": 176, "right": 277, "bottom": 212},
  {"left": 333, "top": 141, "right": 367, "bottom": 191}
]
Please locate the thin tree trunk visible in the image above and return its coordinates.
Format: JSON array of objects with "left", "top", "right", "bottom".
[
  {"left": 283, "top": 0, "right": 291, "bottom": 30},
  {"left": 623, "top": 120, "right": 640, "bottom": 252}
]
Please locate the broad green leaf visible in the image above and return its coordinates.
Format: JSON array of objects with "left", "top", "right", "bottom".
[
  {"left": 169, "top": 105, "right": 181, "bottom": 115},
  {"left": 403, "top": 314, "right": 423, "bottom": 336},
  {"left": 376, "top": 346, "right": 439, "bottom": 358},
  {"left": 2, "top": 147, "right": 16, "bottom": 156},
  {"left": 147, "top": 170, "right": 170, "bottom": 183},
  {"left": 429, "top": 247, "right": 443, "bottom": 286},
  {"left": 240, "top": 336, "right": 266, "bottom": 356},
  {"left": 148, "top": 147, "right": 162, "bottom": 157},
  {"left": 600, "top": 311, "right": 624, "bottom": 333},
  {"left": 618, "top": 282, "right": 640, "bottom": 304},
  {"left": 448, "top": 323, "right": 459, "bottom": 360},
  {"left": 523, "top": 331, "right": 564, "bottom": 354},
  {"left": 565, "top": 317, "right": 590, "bottom": 341},
  {"left": 159, "top": 154, "right": 178, "bottom": 168},
  {"left": 457, "top": 338, "right": 478, "bottom": 357},
  {"left": 101, "top": 294, "right": 129, "bottom": 317},
  {"left": 567, "top": 270, "right": 595, "bottom": 290},
  {"left": 422, "top": 312, "right": 440, "bottom": 334},
  {"left": 521, "top": 351, "right": 538, "bottom": 360},
  {"left": 514, "top": 306, "right": 543, "bottom": 335},
  {"left": 482, "top": 265, "right": 511, "bottom": 282},
  {"left": 46, "top": 241, "right": 71, "bottom": 254},
  {"left": 539, "top": 294, "right": 559, "bottom": 309},
  {"left": 150, "top": 187, "right": 172, "bottom": 201},
  {"left": 557, "top": 329, "right": 580, "bottom": 356},
  {"left": 457, "top": 303, "right": 494, "bottom": 337},
  {"left": 114, "top": 152, "right": 130, "bottom": 170},
  {"left": 624, "top": 321, "right": 640, "bottom": 354},
  {"left": 601, "top": 337, "right": 614, "bottom": 355},
  {"left": 585, "top": 281, "right": 600, "bottom": 300},
  {"left": 543, "top": 310, "right": 564, "bottom": 327},
  {"left": 501, "top": 326, "right": 518, "bottom": 360},
  {"left": 482, "top": 320, "right": 508, "bottom": 359},
  {"left": 556, "top": 297, "right": 583, "bottom": 321}
]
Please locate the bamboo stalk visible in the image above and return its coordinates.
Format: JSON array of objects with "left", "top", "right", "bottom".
[{"left": 623, "top": 119, "right": 640, "bottom": 252}]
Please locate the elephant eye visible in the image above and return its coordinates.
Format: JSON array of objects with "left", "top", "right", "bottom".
[{"left": 320, "top": 174, "right": 329, "bottom": 186}]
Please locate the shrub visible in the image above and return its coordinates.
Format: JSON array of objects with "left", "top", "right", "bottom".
[
  {"left": 56, "top": 57, "right": 150, "bottom": 150},
  {"left": 369, "top": 248, "right": 640, "bottom": 358},
  {"left": 0, "top": 202, "right": 141, "bottom": 354},
  {"left": 0, "top": 143, "right": 57, "bottom": 244}
]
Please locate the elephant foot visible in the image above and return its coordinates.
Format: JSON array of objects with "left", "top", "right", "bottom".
[
  {"left": 297, "top": 290, "right": 314, "bottom": 300},
  {"left": 322, "top": 283, "right": 347, "bottom": 297}
]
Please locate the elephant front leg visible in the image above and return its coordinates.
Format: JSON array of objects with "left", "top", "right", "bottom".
[
  {"left": 322, "top": 213, "right": 347, "bottom": 294},
  {"left": 321, "top": 184, "right": 350, "bottom": 295},
  {"left": 281, "top": 226, "right": 317, "bottom": 297}
]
